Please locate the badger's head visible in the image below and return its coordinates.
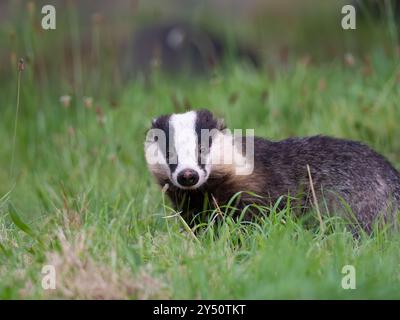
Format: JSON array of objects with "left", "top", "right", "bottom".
[{"left": 144, "top": 109, "right": 228, "bottom": 190}]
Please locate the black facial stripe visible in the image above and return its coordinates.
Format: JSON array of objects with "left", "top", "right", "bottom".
[
  {"left": 195, "top": 109, "right": 219, "bottom": 169},
  {"left": 167, "top": 124, "right": 178, "bottom": 173},
  {"left": 151, "top": 114, "right": 178, "bottom": 173}
]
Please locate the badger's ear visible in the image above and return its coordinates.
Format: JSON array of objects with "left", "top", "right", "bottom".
[
  {"left": 151, "top": 118, "right": 157, "bottom": 127},
  {"left": 216, "top": 118, "right": 226, "bottom": 131}
]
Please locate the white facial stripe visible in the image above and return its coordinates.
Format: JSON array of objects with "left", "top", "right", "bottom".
[
  {"left": 170, "top": 111, "right": 198, "bottom": 171},
  {"left": 168, "top": 111, "right": 208, "bottom": 189}
]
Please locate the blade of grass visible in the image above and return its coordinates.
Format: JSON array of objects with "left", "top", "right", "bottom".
[
  {"left": 10, "top": 58, "right": 24, "bottom": 179},
  {"left": 8, "top": 203, "right": 43, "bottom": 247},
  {"left": 307, "top": 164, "right": 325, "bottom": 235}
]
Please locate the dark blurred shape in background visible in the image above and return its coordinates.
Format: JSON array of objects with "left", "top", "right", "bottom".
[
  {"left": 354, "top": 0, "right": 400, "bottom": 21},
  {"left": 124, "top": 21, "right": 260, "bottom": 78}
]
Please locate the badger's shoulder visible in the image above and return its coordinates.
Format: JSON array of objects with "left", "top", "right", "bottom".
[
  {"left": 253, "top": 135, "right": 400, "bottom": 181},
  {"left": 255, "top": 135, "right": 382, "bottom": 159}
]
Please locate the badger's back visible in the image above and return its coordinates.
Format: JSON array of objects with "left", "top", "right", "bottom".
[{"left": 251, "top": 135, "right": 400, "bottom": 230}]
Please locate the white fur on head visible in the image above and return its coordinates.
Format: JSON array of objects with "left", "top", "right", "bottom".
[
  {"left": 169, "top": 111, "right": 207, "bottom": 189},
  {"left": 144, "top": 127, "right": 169, "bottom": 180},
  {"left": 205, "top": 130, "right": 254, "bottom": 177}
]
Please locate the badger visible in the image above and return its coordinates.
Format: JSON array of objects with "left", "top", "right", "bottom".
[{"left": 144, "top": 109, "right": 400, "bottom": 232}]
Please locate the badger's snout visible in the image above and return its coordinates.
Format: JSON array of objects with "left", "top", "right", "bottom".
[{"left": 177, "top": 169, "right": 200, "bottom": 187}]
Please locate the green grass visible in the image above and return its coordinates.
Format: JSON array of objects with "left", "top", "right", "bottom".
[{"left": 1, "top": 53, "right": 400, "bottom": 299}]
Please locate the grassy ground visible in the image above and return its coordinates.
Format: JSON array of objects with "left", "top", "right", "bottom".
[
  {"left": 1, "top": 1, "right": 400, "bottom": 300},
  {"left": 1, "top": 55, "right": 400, "bottom": 299}
]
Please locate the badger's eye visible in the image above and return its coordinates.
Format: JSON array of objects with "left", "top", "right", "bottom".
[
  {"left": 166, "top": 150, "right": 176, "bottom": 159},
  {"left": 199, "top": 145, "right": 207, "bottom": 155}
]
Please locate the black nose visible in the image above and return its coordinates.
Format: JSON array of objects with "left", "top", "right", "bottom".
[{"left": 177, "top": 169, "right": 199, "bottom": 187}]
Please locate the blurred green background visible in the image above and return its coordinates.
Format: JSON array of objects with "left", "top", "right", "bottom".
[{"left": 1, "top": 0, "right": 399, "bottom": 97}]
